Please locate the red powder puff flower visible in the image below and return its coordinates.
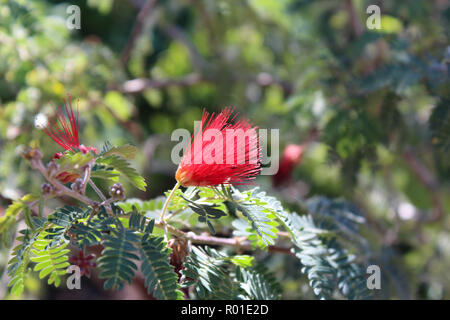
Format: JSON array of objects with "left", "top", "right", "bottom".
[
  {"left": 40, "top": 94, "right": 97, "bottom": 183},
  {"left": 69, "top": 251, "right": 97, "bottom": 277},
  {"left": 175, "top": 107, "right": 261, "bottom": 187},
  {"left": 272, "top": 144, "right": 304, "bottom": 187},
  {"left": 42, "top": 94, "right": 97, "bottom": 154}
]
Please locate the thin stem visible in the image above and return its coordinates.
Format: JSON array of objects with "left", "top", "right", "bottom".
[
  {"left": 88, "top": 179, "right": 107, "bottom": 202},
  {"left": 165, "top": 207, "right": 187, "bottom": 222},
  {"left": 88, "top": 179, "right": 116, "bottom": 217},
  {"left": 159, "top": 181, "right": 181, "bottom": 241},
  {"left": 160, "top": 181, "right": 181, "bottom": 222}
]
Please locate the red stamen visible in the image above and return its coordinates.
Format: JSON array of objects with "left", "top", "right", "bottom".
[{"left": 43, "top": 94, "right": 80, "bottom": 151}]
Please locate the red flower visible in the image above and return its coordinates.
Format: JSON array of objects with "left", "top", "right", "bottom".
[
  {"left": 175, "top": 108, "right": 261, "bottom": 186},
  {"left": 43, "top": 94, "right": 97, "bottom": 155},
  {"left": 272, "top": 144, "right": 304, "bottom": 187},
  {"left": 69, "top": 251, "right": 96, "bottom": 277},
  {"left": 42, "top": 94, "right": 97, "bottom": 183}
]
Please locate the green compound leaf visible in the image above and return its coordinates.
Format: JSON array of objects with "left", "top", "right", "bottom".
[
  {"left": 100, "top": 143, "right": 138, "bottom": 160},
  {"left": 96, "top": 155, "right": 147, "bottom": 191},
  {"left": 7, "top": 230, "right": 35, "bottom": 296},
  {"left": 181, "top": 246, "right": 245, "bottom": 300},
  {"left": 230, "top": 187, "right": 280, "bottom": 247},
  {"left": 0, "top": 194, "right": 39, "bottom": 240},
  {"left": 235, "top": 264, "right": 282, "bottom": 300},
  {"left": 91, "top": 164, "right": 120, "bottom": 181},
  {"left": 98, "top": 228, "right": 140, "bottom": 290},
  {"left": 182, "top": 196, "right": 227, "bottom": 235},
  {"left": 55, "top": 151, "right": 95, "bottom": 171},
  {"left": 30, "top": 233, "right": 70, "bottom": 287},
  {"left": 139, "top": 236, "right": 184, "bottom": 300}
]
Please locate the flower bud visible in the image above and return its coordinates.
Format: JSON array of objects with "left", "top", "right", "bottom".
[
  {"left": 53, "top": 152, "right": 63, "bottom": 159},
  {"left": 23, "top": 148, "right": 43, "bottom": 161},
  {"left": 47, "top": 161, "right": 60, "bottom": 177},
  {"left": 41, "top": 183, "right": 54, "bottom": 195},
  {"left": 91, "top": 201, "right": 101, "bottom": 212},
  {"left": 109, "top": 183, "right": 125, "bottom": 200},
  {"left": 71, "top": 178, "right": 83, "bottom": 193}
]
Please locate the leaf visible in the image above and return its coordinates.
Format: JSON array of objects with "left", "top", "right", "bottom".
[
  {"left": 286, "top": 212, "right": 371, "bottom": 300},
  {"left": 100, "top": 144, "right": 137, "bottom": 160},
  {"left": 7, "top": 230, "right": 35, "bottom": 296},
  {"left": 229, "top": 255, "right": 254, "bottom": 268},
  {"left": 127, "top": 210, "right": 154, "bottom": 237},
  {"left": 30, "top": 233, "right": 70, "bottom": 287},
  {"left": 45, "top": 206, "right": 91, "bottom": 246},
  {"left": 235, "top": 264, "right": 282, "bottom": 300},
  {"left": 0, "top": 202, "right": 25, "bottom": 236},
  {"left": 55, "top": 151, "right": 95, "bottom": 171},
  {"left": 0, "top": 193, "right": 39, "bottom": 244},
  {"left": 98, "top": 228, "right": 139, "bottom": 290},
  {"left": 96, "top": 155, "right": 147, "bottom": 191},
  {"left": 181, "top": 246, "right": 245, "bottom": 300},
  {"left": 230, "top": 187, "right": 280, "bottom": 247},
  {"left": 91, "top": 164, "right": 120, "bottom": 181},
  {"left": 117, "top": 197, "right": 165, "bottom": 220},
  {"left": 139, "top": 236, "right": 184, "bottom": 300}
]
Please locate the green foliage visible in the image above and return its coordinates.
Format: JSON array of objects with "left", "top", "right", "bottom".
[
  {"left": 7, "top": 230, "right": 34, "bottom": 296},
  {"left": 99, "top": 143, "right": 138, "bottom": 160},
  {"left": 181, "top": 246, "right": 246, "bottom": 300},
  {"left": 95, "top": 211, "right": 183, "bottom": 299},
  {"left": 0, "top": 194, "right": 39, "bottom": 245},
  {"left": 181, "top": 246, "right": 282, "bottom": 300},
  {"left": 229, "top": 187, "right": 280, "bottom": 246},
  {"left": 55, "top": 151, "right": 95, "bottom": 172},
  {"left": 90, "top": 165, "right": 120, "bottom": 181},
  {"left": 96, "top": 155, "right": 147, "bottom": 191},
  {"left": 181, "top": 195, "right": 227, "bottom": 235},
  {"left": 98, "top": 228, "right": 140, "bottom": 290},
  {"left": 31, "top": 233, "right": 70, "bottom": 287},
  {"left": 429, "top": 99, "right": 450, "bottom": 151},
  {"left": 287, "top": 212, "right": 370, "bottom": 300},
  {"left": 1, "top": 0, "right": 449, "bottom": 301},
  {"left": 139, "top": 235, "right": 184, "bottom": 300},
  {"left": 235, "top": 264, "right": 282, "bottom": 300}
]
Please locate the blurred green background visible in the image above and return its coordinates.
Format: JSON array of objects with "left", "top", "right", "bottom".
[{"left": 0, "top": 0, "right": 449, "bottom": 299}]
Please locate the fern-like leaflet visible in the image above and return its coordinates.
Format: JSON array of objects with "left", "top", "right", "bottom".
[
  {"left": 31, "top": 231, "right": 70, "bottom": 287},
  {"left": 98, "top": 228, "right": 140, "bottom": 290},
  {"left": 139, "top": 235, "right": 184, "bottom": 300}
]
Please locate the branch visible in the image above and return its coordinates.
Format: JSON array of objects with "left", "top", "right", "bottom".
[
  {"left": 160, "top": 24, "right": 211, "bottom": 71},
  {"left": 402, "top": 148, "right": 445, "bottom": 222},
  {"left": 154, "top": 221, "right": 294, "bottom": 256},
  {"left": 121, "top": 0, "right": 158, "bottom": 66},
  {"left": 117, "top": 73, "right": 204, "bottom": 93},
  {"left": 28, "top": 153, "right": 93, "bottom": 206},
  {"left": 116, "top": 72, "right": 293, "bottom": 95},
  {"left": 345, "top": 0, "right": 363, "bottom": 38}
]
